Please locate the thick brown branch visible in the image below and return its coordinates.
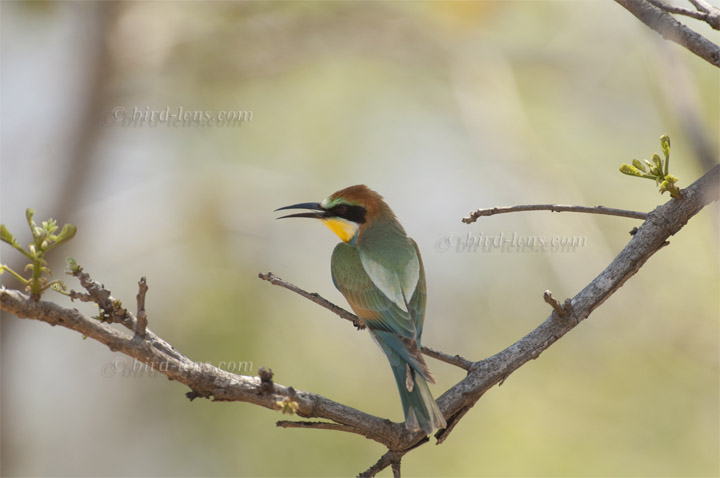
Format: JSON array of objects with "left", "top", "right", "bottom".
[
  {"left": 462, "top": 204, "right": 647, "bottom": 224},
  {"left": 0, "top": 287, "right": 406, "bottom": 449},
  {"left": 614, "top": 0, "right": 720, "bottom": 67},
  {"left": 436, "top": 164, "right": 720, "bottom": 447}
]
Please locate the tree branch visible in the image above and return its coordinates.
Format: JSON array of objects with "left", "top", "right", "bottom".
[
  {"left": 647, "top": 0, "right": 716, "bottom": 23},
  {"left": 420, "top": 345, "right": 473, "bottom": 371},
  {"left": 434, "top": 163, "right": 719, "bottom": 447},
  {"left": 2, "top": 164, "right": 717, "bottom": 477},
  {"left": 614, "top": 0, "right": 720, "bottom": 67},
  {"left": 359, "top": 450, "right": 406, "bottom": 478},
  {"left": 135, "top": 276, "right": 148, "bottom": 337},
  {"left": 259, "top": 272, "right": 473, "bottom": 371},
  {"left": 258, "top": 272, "right": 365, "bottom": 330},
  {"left": 0, "top": 281, "right": 411, "bottom": 450},
  {"left": 462, "top": 204, "right": 648, "bottom": 224}
]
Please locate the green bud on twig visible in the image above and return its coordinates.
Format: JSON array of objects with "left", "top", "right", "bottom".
[
  {"left": 0, "top": 210, "right": 78, "bottom": 299},
  {"left": 632, "top": 159, "right": 646, "bottom": 172},
  {"left": 619, "top": 164, "right": 643, "bottom": 177},
  {"left": 619, "top": 134, "right": 680, "bottom": 199},
  {"left": 0, "top": 224, "right": 17, "bottom": 247},
  {"left": 660, "top": 134, "right": 670, "bottom": 160}
]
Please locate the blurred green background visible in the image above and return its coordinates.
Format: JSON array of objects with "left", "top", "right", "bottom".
[{"left": 1, "top": 1, "right": 718, "bottom": 477}]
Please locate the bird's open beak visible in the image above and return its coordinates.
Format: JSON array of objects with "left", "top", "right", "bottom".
[{"left": 274, "top": 202, "right": 327, "bottom": 219}]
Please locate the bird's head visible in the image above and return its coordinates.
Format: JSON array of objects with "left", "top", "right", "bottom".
[{"left": 275, "top": 185, "right": 390, "bottom": 243}]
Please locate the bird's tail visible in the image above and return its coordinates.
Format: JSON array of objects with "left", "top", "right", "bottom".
[{"left": 373, "top": 331, "right": 447, "bottom": 435}]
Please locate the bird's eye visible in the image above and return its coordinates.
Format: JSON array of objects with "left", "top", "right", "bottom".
[{"left": 336, "top": 205, "right": 348, "bottom": 216}]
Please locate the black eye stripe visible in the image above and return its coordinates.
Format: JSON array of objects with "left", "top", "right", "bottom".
[{"left": 328, "top": 204, "right": 366, "bottom": 224}]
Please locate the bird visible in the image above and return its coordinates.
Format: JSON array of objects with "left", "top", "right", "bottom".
[{"left": 275, "top": 184, "right": 446, "bottom": 434}]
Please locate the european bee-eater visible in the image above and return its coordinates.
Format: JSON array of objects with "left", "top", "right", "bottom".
[{"left": 276, "top": 185, "right": 446, "bottom": 434}]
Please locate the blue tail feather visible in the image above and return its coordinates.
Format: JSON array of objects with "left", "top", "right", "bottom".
[{"left": 372, "top": 331, "right": 446, "bottom": 434}]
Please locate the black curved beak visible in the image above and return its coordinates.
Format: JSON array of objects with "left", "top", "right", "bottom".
[{"left": 274, "top": 202, "right": 327, "bottom": 219}]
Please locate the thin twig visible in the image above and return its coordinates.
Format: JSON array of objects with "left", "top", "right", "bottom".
[
  {"left": 258, "top": 272, "right": 365, "bottom": 330},
  {"left": 614, "top": 0, "right": 720, "bottom": 67},
  {"left": 435, "top": 405, "right": 473, "bottom": 445},
  {"left": 688, "top": 0, "right": 713, "bottom": 14},
  {"left": 462, "top": 204, "right": 647, "bottom": 224},
  {"left": 70, "top": 265, "right": 134, "bottom": 329},
  {"left": 391, "top": 460, "right": 401, "bottom": 478},
  {"left": 135, "top": 277, "right": 148, "bottom": 337},
  {"left": 420, "top": 345, "right": 472, "bottom": 371},
  {"left": 647, "top": 0, "right": 714, "bottom": 22},
  {"left": 258, "top": 272, "right": 471, "bottom": 371},
  {"left": 358, "top": 450, "right": 404, "bottom": 478},
  {"left": 68, "top": 290, "right": 94, "bottom": 303},
  {"left": 357, "top": 438, "right": 429, "bottom": 478},
  {"left": 276, "top": 420, "right": 358, "bottom": 433}
]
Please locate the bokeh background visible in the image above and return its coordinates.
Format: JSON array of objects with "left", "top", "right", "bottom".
[{"left": 1, "top": 1, "right": 718, "bottom": 477}]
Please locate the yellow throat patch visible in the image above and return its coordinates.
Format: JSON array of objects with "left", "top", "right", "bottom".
[{"left": 322, "top": 218, "right": 359, "bottom": 243}]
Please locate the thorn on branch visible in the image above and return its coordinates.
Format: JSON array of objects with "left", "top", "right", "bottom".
[
  {"left": 185, "top": 390, "right": 210, "bottom": 401},
  {"left": 135, "top": 276, "right": 148, "bottom": 337},
  {"left": 258, "top": 366, "right": 274, "bottom": 394},
  {"left": 544, "top": 290, "right": 571, "bottom": 318}
]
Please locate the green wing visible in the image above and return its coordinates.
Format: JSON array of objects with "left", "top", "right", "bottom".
[
  {"left": 408, "top": 239, "right": 427, "bottom": 339},
  {"left": 331, "top": 241, "right": 432, "bottom": 381},
  {"left": 331, "top": 242, "right": 426, "bottom": 342}
]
